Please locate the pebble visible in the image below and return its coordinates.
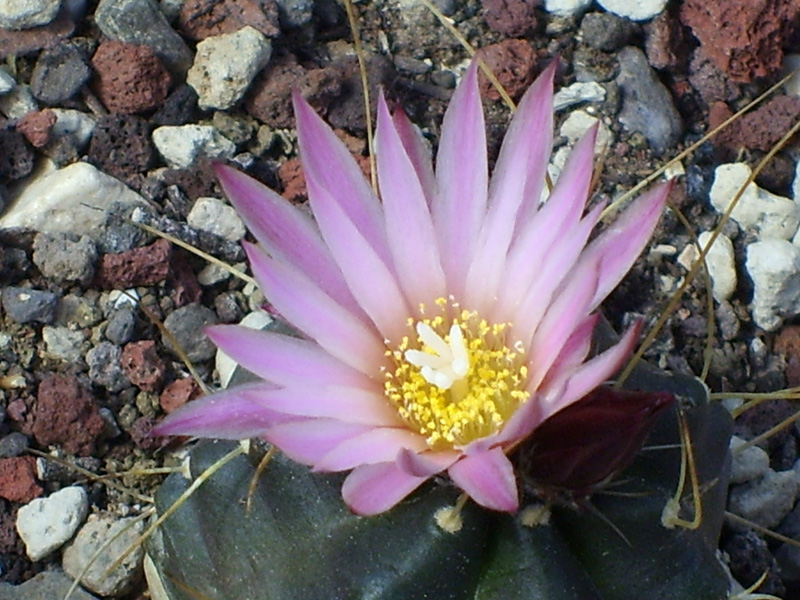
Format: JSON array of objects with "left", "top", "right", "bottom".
[
  {"left": 55, "top": 293, "right": 102, "bottom": 328},
  {"left": 163, "top": 303, "right": 219, "bottom": 362},
  {"left": 16, "top": 486, "right": 89, "bottom": 561},
  {"left": 87, "top": 342, "right": 131, "bottom": 392},
  {"left": 30, "top": 42, "right": 91, "bottom": 105},
  {"left": 0, "top": 432, "right": 30, "bottom": 459},
  {"left": 87, "top": 114, "right": 155, "bottom": 182},
  {"left": 0, "top": 571, "right": 98, "bottom": 600},
  {"left": 17, "top": 108, "right": 56, "bottom": 147},
  {"left": 728, "top": 469, "right": 799, "bottom": 529},
  {"left": 187, "top": 26, "right": 272, "bottom": 111},
  {"left": 121, "top": 340, "right": 165, "bottom": 392},
  {"left": 0, "top": 456, "right": 42, "bottom": 502},
  {"left": 152, "top": 124, "right": 236, "bottom": 168},
  {"left": 579, "top": 11, "right": 637, "bottom": 51},
  {"left": 197, "top": 262, "right": 231, "bottom": 286},
  {"left": 0, "top": 0, "right": 61, "bottom": 30},
  {"left": 559, "top": 109, "right": 612, "bottom": 152},
  {"left": 543, "top": 0, "right": 592, "bottom": 17},
  {"left": 50, "top": 108, "right": 96, "bottom": 149},
  {"left": 96, "top": 238, "right": 172, "bottom": 289},
  {"left": 186, "top": 196, "right": 246, "bottom": 241},
  {"left": 1, "top": 287, "right": 59, "bottom": 324},
  {"left": 596, "top": 0, "right": 667, "bottom": 21},
  {"left": 730, "top": 436, "right": 771, "bottom": 484},
  {"left": 552, "top": 81, "right": 606, "bottom": 111},
  {"left": 63, "top": 513, "right": 145, "bottom": 597},
  {"left": 0, "top": 161, "right": 148, "bottom": 240},
  {"left": 32, "top": 231, "right": 97, "bottom": 283},
  {"left": 94, "top": 0, "right": 193, "bottom": 74},
  {"left": 178, "top": 0, "right": 280, "bottom": 40},
  {"left": 105, "top": 305, "right": 137, "bottom": 345},
  {"left": 0, "top": 67, "right": 15, "bottom": 93},
  {"left": 42, "top": 325, "right": 88, "bottom": 363},
  {"left": 0, "top": 83, "right": 39, "bottom": 119},
  {"left": 746, "top": 240, "right": 800, "bottom": 331},
  {"left": 678, "top": 232, "right": 737, "bottom": 302},
  {"left": 615, "top": 46, "right": 683, "bottom": 153},
  {"left": 710, "top": 163, "right": 800, "bottom": 241},
  {"left": 274, "top": 0, "right": 314, "bottom": 28}
]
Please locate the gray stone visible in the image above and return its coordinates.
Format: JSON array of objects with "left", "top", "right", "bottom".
[
  {"left": 746, "top": 239, "right": 800, "bottom": 331},
  {"left": 187, "top": 197, "right": 246, "bottom": 241},
  {"left": 1, "top": 287, "right": 58, "bottom": 324},
  {"left": 580, "top": 12, "right": 637, "bottom": 51},
  {"left": 0, "top": 432, "right": 30, "bottom": 459},
  {"left": 274, "top": 0, "right": 314, "bottom": 28},
  {"left": 106, "top": 305, "right": 137, "bottom": 345},
  {"left": 728, "top": 469, "right": 799, "bottom": 529},
  {"left": 0, "top": 0, "right": 61, "bottom": 30},
  {"left": 163, "top": 303, "right": 218, "bottom": 362},
  {"left": 63, "top": 513, "right": 145, "bottom": 597},
  {"left": 16, "top": 486, "right": 89, "bottom": 561},
  {"left": 152, "top": 124, "right": 236, "bottom": 168},
  {"left": 187, "top": 26, "right": 272, "bottom": 111},
  {"left": 87, "top": 342, "right": 130, "bottom": 392},
  {"left": 0, "top": 571, "right": 98, "bottom": 600},
  {"left": 0, "top": 67, "right": 16, "bottom": 94},
  {"left": 94, "top": 0, "right": 193, "bottom": 73},
  {"left": 50, "top": 108, "right": 96, "bottom": 150},
  {"left": 0, "top": 83, "right": 39, "bottom": 119},
  {"left": 615, "top": 46, "right": 683, "bottom": 153},
  {"left": 32, "top": 232, "right": 97, "bottom": 283},
  {"left": 42, "top": 325, "right": 88, "bottom": 363},
  {"left": 729, "top": 436, "right": 770, "bottom": 484},
  {"left": 31, "top": 43, "right": 91, "bottom": 105},
  {"left": 54, "top": 293, "right": 103, "bottom": 328}
]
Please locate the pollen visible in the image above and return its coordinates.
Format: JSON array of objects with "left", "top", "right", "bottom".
[{"left": 384, "top": 298, "right": 530, "bottom": 449}]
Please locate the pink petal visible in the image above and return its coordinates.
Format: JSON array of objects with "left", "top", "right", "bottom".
[
  {"left": 376, "top": 94, "right": 447, "bottom": 307},
  {"left": 245, "top": 243, "right": 387, "bottom": 375},
  {"left": 293, "top": 92, "right": 390, "bottom": 263},
  {"left": 342, "top": 462, "right": 431, "bottom": 515},
  {"left": 391, "top": 106, "right": 436, "bottom": 205},
  {"left": 306, "top": 176, "right": 411, "bottom": 343},
  {"left": 243, "top": 385, "right": 402, "bottom": 426},
  {"left": 265, "top": 419, "right": 371, "bottom": 465},
  {"left": 396, "top": 447, "right": 459, "bottom": 477},
  {"left": 206, "top": 325, "right": 374, "bottom": 390},
  {"left": 495, "top": 126, "right": 598, "bottom": 322},
  {"left": 544, "top": 321, "right": 642, "bottom": 416},
  {"left": 214, "top": 165, "right": 358, "bottom": 312},
  {"left": 465, "top": 62, "right": 556, "bottom": 312},
  {"left": 582, "top": 181, "right": 672, "bottom": 311},
  {"left": 547, "top": 313, "right": 601, "bottom": 377},
  {"left": 448, "top": 447, "right": 518, "bottom": 512},
  {"left": 314, "top": 427, "right": 428, "bottom": 472},
  {"left": 433, "top": 60, "right": 489, "bottom": 298},
  {"left": 151, "top": 383, "right": 286, "bottom": 439}
]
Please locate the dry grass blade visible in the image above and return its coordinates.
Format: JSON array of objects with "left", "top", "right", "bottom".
[{"left": 661, "top": 412, "right": 702, "bottom": 530}]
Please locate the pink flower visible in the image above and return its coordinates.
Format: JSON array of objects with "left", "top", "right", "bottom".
[{"left": 154, "top": 60, "right": 671, "bottom": 515}]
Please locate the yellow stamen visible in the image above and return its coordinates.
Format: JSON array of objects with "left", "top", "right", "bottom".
[{"left": 384, "top": 298, "right": 530, "bottom": 449}]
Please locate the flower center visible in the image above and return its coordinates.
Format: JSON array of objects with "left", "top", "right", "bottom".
[{"left": 384, "top": 299, "right": 530, "bottom": 450}]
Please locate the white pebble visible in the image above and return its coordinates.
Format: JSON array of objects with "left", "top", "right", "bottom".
[
  {"left": 728, "top": 469, "right": 799, "bottom": 529},
  {"left": 153, "top": 125, "right": 235, "bottom": 168},
  {"left": 543, "top": 0, "right": 592, "bottom": 17},
  {"left": 553, "top": 81, "right": 606, "bottom": 111},
  {"left": 16, "top": 486, "right": 89, "bottom": 561},
  {"left": 0, "top": 0, "right": 61, "bottom": 30},
  {"left": 187, "top": 197, "right": 246, "bottom": 241},
  {"left": 596, "top": 0, "right": 668, "bottom": 21},
  {"left": 746, "top": 239, "right": 800, "bottom": 331},
  {"left": 730, "top": 436, "right": 770, "bottom": 484},
  {"left": 695, "top": 231, "right": 737, "bottom": 302},
  {"left": 0, "top": 67, "right": 15, "bottom": 94},
  {"left": 559, "top": 109, "right": 612, "bottom": 153}
]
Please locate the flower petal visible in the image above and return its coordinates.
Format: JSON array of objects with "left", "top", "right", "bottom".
[
  {"left": 207, "top": 325, "right": 374, "bottom": 390},
  {"left": 465, "top": 62, "right": 556, "bottom": 312},
  {"left": 265, "top": 419, "right": 371, "bottom": 465},
  {"left": 314, "top": 428, "right": 428, "bottom": 472},
  {"left": 307, "top": 176, "right": 411, "bottom": 343},
  {"left": 433, "top": 60, "right": 489, "bottom": 297},
  {"left": 342, "top": 462, "right": 430, "bottom": 515},
  {"left": 214, "top": 164, "right": 357, "bottom": 311},
  {"left": 151, "top": 383, "right": 285, "bottom": 439},
  {"left": 243, "top": 385, "right": 402, "bottom": 426},
  {"left": 293, "top": 92, "right": 390, "bottom": 262},
  {"left": 391, "top": 106, "right": 436, "bottom": 205},
  {"left": 245, "top": 243, "right": 387, "bottom": 375},
  {"left": 376, "top": 93, "right": 447, "bottom": 307},
  {"left": 448, "top": 447, "right": 518, "bottom": 512},
  {"left": 396, "top": 447, "right": 459, "bottom": 477}
]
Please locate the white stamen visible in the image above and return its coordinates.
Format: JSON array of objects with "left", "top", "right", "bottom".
[{"left": 404, "top": 322, "right": 471, "bottom": 390}]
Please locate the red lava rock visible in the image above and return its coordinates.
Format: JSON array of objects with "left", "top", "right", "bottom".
[
  {"left": 279, "top": 151, "right": 371, "bottom": 203},
  {"left": 708, "top": 95, "right": 800, "bottom": 157},
  {"left": 16, "top": 109, "right": 57, "bottom": 148},
  {"left": 687, "top": 51, "right": 741, "bottom": 104},
  {"left": 482, "top": 0, "right": 538, "bottom": 37},
  {"left": 0, "top": 8, "right": 75, "bottom": 59},
  {"left": 179, "top": 0, "right": 280, "bottom": 41},
  {"left": 91, "top": 40, "right": 172, "bottom": 114},
  {"left": 5, "top": 399, "right": 29, "bottom": 424},
  {"left": 121, "top": 340, "right": 166, "bottom": 393},
  {"left": 32, "top": 375, "right": 105, "bottom": 457},
  {"left": 680, "top": 0, "right": 800, "bottom": 83},
  {"left": 0, "top": 127, "right": 35, "bottom": 181},
  {"left": 475, "top": 39, "right": 538, "bottom": 101},
  {"left": 644, "top": 9, "right": 691, "bottom": 71},
  {"left": 246, "top": 57, "right": 343, "bottom": 129},
  {"left": 96, "top": 238, "right": 172, "bottom": 289},
  {"left": 160, "top": 378, "right": 202, "bottom": 414},
  {"left": 0, "top": 510, "right": 22, "bottom": 553},
  {"left": 775, "top": 326, "right": 800, "bottom": 387},
  {"left": 129, "top": 416, "right": 162, "bottom": 451},
  {"left": 0, "top": 457, "right": 42, "bottom": 503},
  {"left": 170, "top": 256, "right": 202, "bottom": 308}
]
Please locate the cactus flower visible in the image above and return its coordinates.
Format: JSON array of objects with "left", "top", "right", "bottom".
[{"left": 154, "top": 59, "right": 671, "bottom": 515}]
